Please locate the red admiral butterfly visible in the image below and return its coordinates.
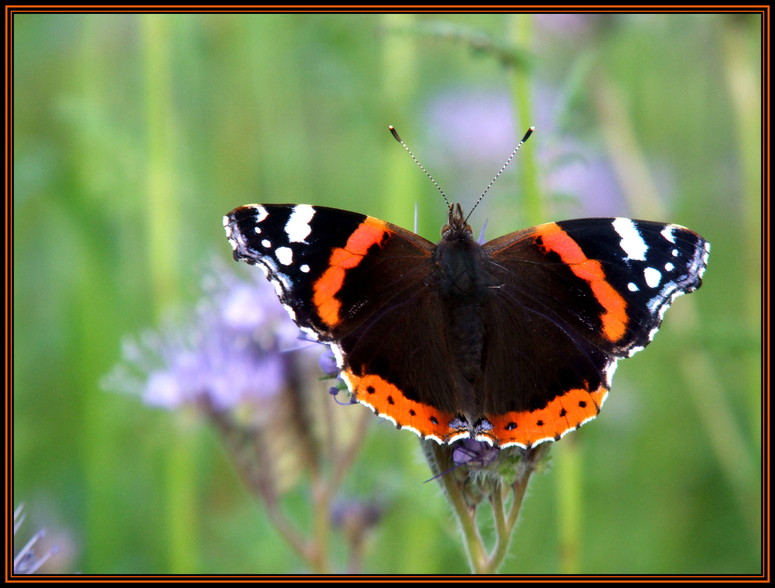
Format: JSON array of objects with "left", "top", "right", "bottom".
[{"left": 224, "top": 132, "right": 709, "bottom": 450}]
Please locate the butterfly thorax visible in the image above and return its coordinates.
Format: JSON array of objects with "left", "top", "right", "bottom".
[{"left": 434, "top": 204, "right": 490, "bottom": 298}]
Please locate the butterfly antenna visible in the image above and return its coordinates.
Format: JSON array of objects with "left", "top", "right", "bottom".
[
  {"left": 424, "top": 461, "right": 466, "bottom": 483},
  {"left": 389, "top": 126, "right": 451, "bottom": 209},
  {"left": 465, "top": 126, "right": 535, "bottom": 224}
]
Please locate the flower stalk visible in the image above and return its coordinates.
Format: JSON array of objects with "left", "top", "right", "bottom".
[{"left": 423, "top": 439, "right": 550, "bottom": 574}]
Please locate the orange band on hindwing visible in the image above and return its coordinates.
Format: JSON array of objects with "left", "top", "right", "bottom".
[
  {"left": 342, "top": 369, "right": 467, "bottom": 444},
  {"left": 481, "top": 384, "right": 609, "bottom": 448}
]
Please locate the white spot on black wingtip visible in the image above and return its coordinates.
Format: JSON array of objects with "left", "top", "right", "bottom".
[
  {"left": 613, "top": 218, "right": 648, "bottom": 261},
  {"left": 300, "top": 264, "right": 310, "bottom": 273},
  {"left": 644, "top": 267, "right": 662, "bottom": 288},
  {"left": 275, "top": 246, "right": 293, "bottom": 266},
  {"left": 285, "top": 205, "right": 315, "bottom": 244},
  {"left": 262, "top": 239, "right": 271, "bottom": 249},
  {"left": 661, "top": 225, "right": 676, "bottom": 243},
  {"left": 255, "top": 205, "right": 269, "bottom": 222},
  {"left": 628, "top": 282, "right": 639, "bottom": 292}
]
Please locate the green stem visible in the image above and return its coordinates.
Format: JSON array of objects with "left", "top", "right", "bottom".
[
  {"left": 426, "top": 442, "right": 488, "bottom": 573},
  {"left": 332, "top": 410, "right": 372, "bottom": 493},
  {"left": 555, "top": 439, "right": 581, "bottom": 574},
  {"left": 141, "top": 14, "right": 194, "bottom": 573},
  {"left": 310, "top": 474, "right": 330, "bottom": 574},
  {"left": 485, "top": 484, "right": 509, "bottom": 573},
  {"left": 381, "top": 13, "right": 420, "bottom": 228}
]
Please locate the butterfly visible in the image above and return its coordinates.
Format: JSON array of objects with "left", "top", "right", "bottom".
[{"left": 223, "top": 129, "right": 709, "bottom": 449}]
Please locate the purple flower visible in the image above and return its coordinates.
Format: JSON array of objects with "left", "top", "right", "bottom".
[
  {"left": 318, "top": 347, "right": 339, "bottom": 378},
  {"left": 452, "top": 439, "right": 501, "bottom": 469},
  {"left": 13, "top": 505, "right": 57, "bottom": 575},
  {"left": 104, "top": 260, "right": 322, "bottom": 412}
]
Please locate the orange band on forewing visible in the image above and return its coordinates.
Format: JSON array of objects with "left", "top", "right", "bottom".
[
  {"left": 342, "top": 369, "right": 465, "bottom": 443},
  {"left": 539, "top": 224, "right": 628, "bottom": 342},
  {"left": 313, "top": 218, "right": 388, "bottom": 327},
  {"left": 482, "top": 384, "right": 608, "bottom": 448}
]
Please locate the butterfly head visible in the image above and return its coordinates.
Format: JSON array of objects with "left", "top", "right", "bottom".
[{"left": 442, "top": 203, "right": 474, "bottom": 243}]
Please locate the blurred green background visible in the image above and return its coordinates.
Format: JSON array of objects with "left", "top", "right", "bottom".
[{"left": 13, "top": 13, "right": 762, "bottom": 574}]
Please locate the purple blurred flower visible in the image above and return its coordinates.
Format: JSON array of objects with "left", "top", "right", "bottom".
[
  {"left": 104, "top": 260, "right": 322, "bottom": 412},
  {"left": 452, "top": 439, "right": 501, "bottom": 469},
  {"left": 318, "top": 347, "right": 339, "bottom": 378},
  {"left": 424, "top": 84, "right": 630, "bottom": 221},
  {"left": 426, "top": 91, "right": 517, "bottom": 165},
  {"left": 13, "top": 505, "right": 57, "bottom": 575}
]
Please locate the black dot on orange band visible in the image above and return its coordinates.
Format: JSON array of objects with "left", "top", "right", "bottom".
[
  {"left": 409, "top": 409, "right": 416, "bottom": 416},
  {"left": 387, "top": 396, "right": 394, "bottom": 405},
  {"left": 536, "top": 420, "right": 544, "bottom": 427},
  {"left": 506, "top": 422, "right": 517, "bottom": 430},
  {"left": 560, "top": 408, "right": 567, "bottom": 417},
  {"left": 367, "top": 386, "right": 375, "bottom": 394},
  {"left": 579, "top": 401, "right": 587, "bottom": 408},
  {"left": 430, "top": 416, "right": 439, "bottom": 425}
]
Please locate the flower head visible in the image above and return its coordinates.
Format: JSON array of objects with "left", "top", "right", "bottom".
[
  {"left": 13, "top": 505, "right": 57, "bottom": 575},
  {"left": 105, "top": 260, "right": 321, "bottom": 413},
  {"left": 104, "top": 259, "right": 336, "bottom": 497}
]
